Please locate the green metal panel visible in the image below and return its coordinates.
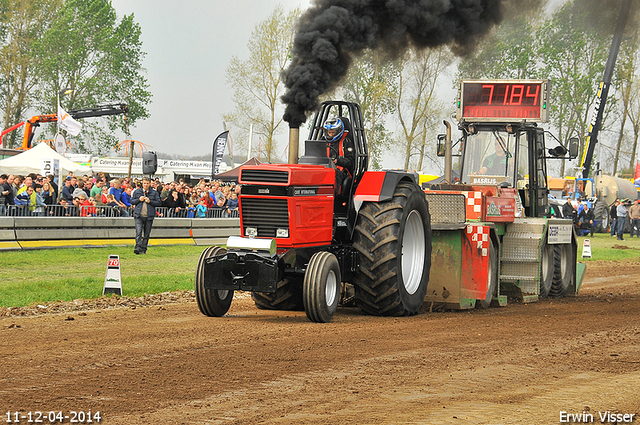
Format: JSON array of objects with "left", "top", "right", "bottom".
[{"left": 424, "top": 230, "right": 468, "bottom": 309}]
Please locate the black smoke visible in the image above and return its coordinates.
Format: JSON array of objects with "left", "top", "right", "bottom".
[{"left": 282, "top": 0, "right": 504, "bottom": 128}]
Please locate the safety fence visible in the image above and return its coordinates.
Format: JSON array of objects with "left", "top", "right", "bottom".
[
  {"left": 0, "top": 215, "right": 241, "bottom": 251},
  {"left": 0, "top": 205, "right": 239, "bottom": 219}
]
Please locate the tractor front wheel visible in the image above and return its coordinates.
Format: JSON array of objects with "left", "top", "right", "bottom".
[
  {"left": 195, "top": 246, "right": 234, "bottom": 317},
  {"left": 252, "top": 277, "right": 304, "bottom": 311},
  {"left": 550, "top": 243, "right": 574, "bottom": 297},
  {"left": 303, "top": 251, "right": 341, "bottom": 323},
  {"left": 539, "top": 236, "right": 554, "bottom": 299},
  {"left": 352, "top": 181, "right": 432, "bottom": 316}
]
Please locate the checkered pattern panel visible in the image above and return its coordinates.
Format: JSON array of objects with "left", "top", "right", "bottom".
[{"left": 466, "top": 224, "right": 491, "bottom": 257}]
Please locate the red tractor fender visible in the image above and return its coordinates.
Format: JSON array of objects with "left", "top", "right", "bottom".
[{"left": 353, "top": 170, "right": 418, "bottom": 207}]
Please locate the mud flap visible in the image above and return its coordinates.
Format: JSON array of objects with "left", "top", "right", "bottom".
[{"left": 574, "top": 262, "right": 587, "bottom": 294}]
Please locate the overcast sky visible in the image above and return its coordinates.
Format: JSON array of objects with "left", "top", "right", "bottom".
[
  {"left": 107, "top": 0, "right": 568, "bottom": 168},
  {"left": 108, "top": 0, "right": 311, "bottom": 160}
]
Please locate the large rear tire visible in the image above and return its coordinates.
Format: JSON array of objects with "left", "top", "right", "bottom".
[
  {"left": 550, "top": 243, "right": 573, "bottom": 297},
  {"left": 303, "top": 251, "right": 341, "bottom": 323},
  {"left": 352, "top": 181, "right": 432, "bottom": 316},
  {"left": 195, "top": 246, "right": 234, "bottom": 317},
  {"left": 593, "top": 200, "right": 609, "bottom": 233},
  {"left": 539, "top": 236, "right": 554, "bottom": 299},
  {"left": 252, "top": 277, "right": 304, "bottom": 311},
  {"left": 476, "top": 241, "right": 498, "bottom": 309}
]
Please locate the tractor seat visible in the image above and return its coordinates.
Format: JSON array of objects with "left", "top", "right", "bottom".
[{"left": 298, "top": 140, "right": 333, "bottom": 167}]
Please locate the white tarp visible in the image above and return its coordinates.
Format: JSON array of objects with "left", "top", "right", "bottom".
[{"left": 0, "top": 143, "right": 92, "bottom": 176}]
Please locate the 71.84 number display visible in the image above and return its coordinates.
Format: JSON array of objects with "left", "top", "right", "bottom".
[{"left": 457, "top": 80, "right": 549, "bottom": 123}]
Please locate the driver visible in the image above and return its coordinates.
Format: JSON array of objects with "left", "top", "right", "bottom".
[
  {"left": 477, "top": 140, "right": 507, "bottom": 175},
  {"left": 323, "top": 117, "right": 355, "bottom": 193}
]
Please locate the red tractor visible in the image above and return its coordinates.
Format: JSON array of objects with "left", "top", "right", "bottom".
[{"left": 195, "top": 101, "right": 432, "bottom": 322}]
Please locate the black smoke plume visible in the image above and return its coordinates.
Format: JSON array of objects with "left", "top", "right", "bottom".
[{"left": 282, "top": 0, "right": 503, "bottom": 128}]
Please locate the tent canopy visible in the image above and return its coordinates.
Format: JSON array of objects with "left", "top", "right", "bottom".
[
  {"left": 0, "top": 143, "right": 92, "bottom": 176},
  {"left": 214, "top": 157, "right": 261, "bottom": 182}
]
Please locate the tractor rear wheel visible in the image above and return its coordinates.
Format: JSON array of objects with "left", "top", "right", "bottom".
[
  {"left": 303, "top": 251, "right": 341, "bottom": 323},
  {"left": 252, "top": 278, "right": 304, "bottom": 311},
  {"left": 550, "top": 243, "right": 573, "bottom": 297},
  {"left": 352, "top": 181, "right": 431, "bottom": 316},
  {"left": 539, "top": 236, "right": 554, "bottom": 299},
  {"left": 195, "top": 246, "right": 234, "bottom": 317},
  {"left": 476, "top": 241, "right": 498, "bottom": 309},
  {"left": 593, "top": 200, "right": 609, "bottom": 233}
]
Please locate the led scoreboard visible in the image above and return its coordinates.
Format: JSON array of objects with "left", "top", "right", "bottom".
[{"left": 457, "top": 79, "right": 549, "bottom": 123}]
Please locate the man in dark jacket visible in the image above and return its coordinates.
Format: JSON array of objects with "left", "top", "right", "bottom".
[
  {"left": 0, "top": 174, "right": 10, "bottom": 216},
  {"left": 562, "top": 197, "right": 576, "bottom": 221},
  {"left": 578, "top": 203, "right": 595, "bottom": 237},
  {"left": 610, "top": 199, "right": 619, "bottom": 237},
  {"left": 131, "top": 178, "right": 162, "bottom": 254}
]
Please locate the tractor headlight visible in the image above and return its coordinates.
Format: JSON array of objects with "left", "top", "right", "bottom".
[
  {"left": 276, "top": 228, "right": 289, "bottom": 238},
  {"left": 245, "top": 227, "right": 258, "bottom": 238}
]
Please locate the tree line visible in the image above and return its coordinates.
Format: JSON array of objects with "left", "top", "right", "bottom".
[
  {"left": 224, "top": 0, "right": 640, "bottom": 177},
  {"left": 0, "top": 0, "right": 150, "bottom": 155}
]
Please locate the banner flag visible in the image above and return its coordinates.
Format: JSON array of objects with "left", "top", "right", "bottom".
[
  {"left": 211, "top": 131, "right": 229, "bottom": 178},
  {"left": 635, "top": 161, "right": 640, "bottom": 187},
  {"left": 57, "top": 104, "right": 82, "bottom": 136}
]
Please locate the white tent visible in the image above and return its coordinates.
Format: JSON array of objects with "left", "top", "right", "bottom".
[{"left": 0, "top": 143, "right": 92, "bottom": 176}]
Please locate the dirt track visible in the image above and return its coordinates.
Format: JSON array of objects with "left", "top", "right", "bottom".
[{"left": 2, "top": 260, "right": 640, "bottom": 425}]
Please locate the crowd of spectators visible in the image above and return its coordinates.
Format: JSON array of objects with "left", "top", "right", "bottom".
[{"left": 0, "top": 172, "right": 240, "bottom": 218}]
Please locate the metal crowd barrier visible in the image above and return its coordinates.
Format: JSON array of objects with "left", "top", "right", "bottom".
[{"left": 0, "top": 205, "right": 239, "bottom": 219}]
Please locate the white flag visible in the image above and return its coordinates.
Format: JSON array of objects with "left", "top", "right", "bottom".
[{"left": 57, "top": 104, "right": 82, "bottom": 136}]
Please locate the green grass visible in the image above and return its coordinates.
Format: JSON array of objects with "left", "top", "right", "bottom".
[
  {"left": 0, "top": 245, "right": 209, "bottom": 308},
  {"left": 575, "top": 232, "right": 640, "bottom": 262},
  {"left": 1, "top": 232, "right": 638, "bottom": 308}
]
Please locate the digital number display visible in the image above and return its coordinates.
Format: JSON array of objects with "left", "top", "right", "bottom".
[{"left": 458, "top": 80, "right": 549, "bottom": 122}]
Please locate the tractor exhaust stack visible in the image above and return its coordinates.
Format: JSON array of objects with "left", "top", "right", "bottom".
[{"left": 288, "top": 127, "right": 299, "bottom": 164}]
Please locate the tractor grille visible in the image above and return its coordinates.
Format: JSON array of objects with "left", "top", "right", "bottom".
[
  {"left": 241, "top": 197, "right": 289, "bottom": 238},
  {"left": 241, "top": 169, "right": 289, "bottom": 184}
]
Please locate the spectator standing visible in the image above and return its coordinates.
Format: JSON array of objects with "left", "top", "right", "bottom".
[
  {"left": 14, "top": 186, "right": 33, "bottom": 215},
  {"left": 121, "top": 186, "right": 132, "bottom": 209},
  {"left": 90, "top": 179, "right": 104, "bottom": 202},
  {"left": 610, "top": 199, "right": 619, "bottom": 236},
  {"left": 60, "top": 177, "right": 75, "bottom": 203},
  {"left": 202, "top": 192, "right": 215, "bottom": 209},
  {"left": 33, "top": 184, "right": 46, "bottom": 216},
  {"left": 562, "top": 196, "right": 576, "bottom": 222},
  {"left": 616, "top": 199, "right": 629, "bottom": 241},
  {"left": 46, "top": 174, "right": 58, "bottom": 200},
  {"left": 0, "top": 174, "right": 10, "bottom": 216},
  {"left": 78, "top": 194, "right": 97, "bottom": 217},
  {"left": 163, "top": 190, "right": 186, "bottom": 217},
  {"left": 578, "top": 203, "right": 595, "bottom": 237},
  {"left": 630, "top": 200, "right": 640, "bottom": 238},
  {"left": 196, "top": 197, "right": 208, "bottom": 218},
  {"left": 84, "top": 180, "right": 93, "bottom": 198},
  {"left": 108, "top": 179, "right": 129, "bottom": 217},
  {"left": 11, "top": 175, "right": 22, "bottom": 200},
  {"left": 225, "top": 192, "right": 239, "bottom": 218},
  {"left": 131, "top": 178, "right": 162, "bottom": 255},
  {"left": 160, "top": 182, "right": 171, "bottom": 202},
  {"left": 41, "top": 181, "right": 56, "bottom": 205},
  {"left": 5, "top": 175, "right": 15, "bottom": 206},
  {"left": 17, "top": 177, "right": 36, "bottom": 214}
]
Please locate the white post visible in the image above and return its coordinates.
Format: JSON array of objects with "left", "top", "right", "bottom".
[{"left": 247, "top": 123, "right": 253, "bottom": 162}]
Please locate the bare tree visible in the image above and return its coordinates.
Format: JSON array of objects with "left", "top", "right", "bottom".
[
  {"left": 338, "top": 50, "right": 399, "bottom": 169},
  {"left": 224, "top": 5, "right": 300, "bottom": 163},
  {"left": 397, "top": 46, "right": 454, "bottom": 171}
]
